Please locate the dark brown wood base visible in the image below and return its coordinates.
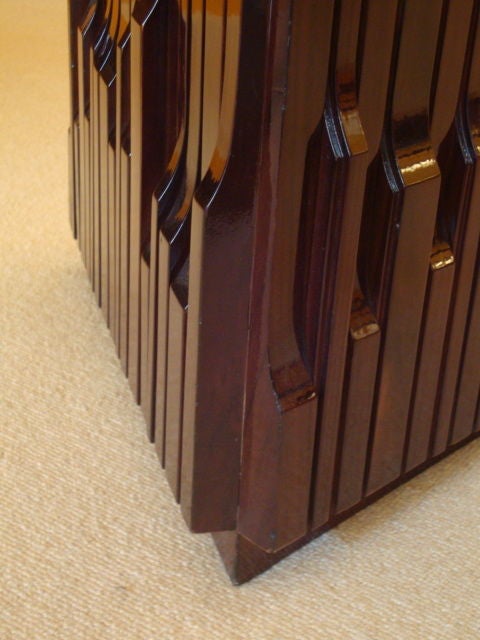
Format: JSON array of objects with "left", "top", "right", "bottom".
[
  {"left": 214, "top": 431, "right": 480, "bottom": 584},
  {"left": 68, "top": 0, "right": 480, "bottom": 583}
]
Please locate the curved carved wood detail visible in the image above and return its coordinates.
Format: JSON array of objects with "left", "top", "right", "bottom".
[{"left": 182, "top": 0, "right": 259, "bottom": 532}]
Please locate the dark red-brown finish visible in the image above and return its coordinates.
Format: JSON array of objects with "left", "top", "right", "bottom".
[
  {"left": 115, "top": 0, "right": 132, "bottom": 372},
  {"left": 237, "top": 0, "right": 334, "bottom": 553},
  {"left": 68, "top": 0, "right": 480, "bottom": 583},
  {"left": 433, "top": 3, "right": 480, "bottom": 455},
  {"left": 151, "top": 0, "right": 194, "bottom": 467},
  {"left": 67, "top": 0, "right": 90, "bottom": 238},
  {"left": 181, "top": 0, "right": 268, "bottom": 533}
]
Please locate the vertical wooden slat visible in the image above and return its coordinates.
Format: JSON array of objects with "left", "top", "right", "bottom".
[
  {"left": 152, "top": 0, "right": 195, "bottom": 463},
  {"left": 144, "top": 0, "right": 188, "bottom": 439},
  {"left": 68, "top": 0, "right": 88, "bottom": 238},
  {"left": 202, "top": 0, "right": 225, "bottom": 171},
  {"left": 98, "top": 61, "right": 116, "bottom": 324},
  {"left": 238, "top": 0, "right": 334, "bottom": 551},
  {"left": 76, "top": 4, "right": 98, "bottom": 277},
  {"left": 107, "top": 3, "right": 120, "bottom": 341},
  {"left": 181, "top": 0, "right": 264, "bottom": 533},
  {"left": 335, "top": 293, "right": 380, "bottom": 514},
  {"left": 128, "top": 5, "right": 143, "bottom": 401},
  {"left": 108, "top": 139, "right": 117, "bottom": 340},
  {"left": 90, "top": 1, "right": 112, "bottom": 306},
  {"left": 116, "top": 0, "right": 132, "bottom": 372},
  {"left": 139, "top": 2, "right": 177, "bottom": 432},
  {"left": 165, "top": 0, "right": 225, "bottom": 493},
  {"left": 308, "top": 0, "right": 368, "bottom": 529},
  {"left": 403, "top": 0, "right": 474, "bottom": 472},
  {"left": 97, "top": 0, "right": 119, "bottom": 341},
  {"left": 366, "top": 0, "right": 444, "bottom": 496},
  {"left": 315, "top": 0, "right": 398, "bottom": 522},
  {"left": 164, "top": 263, "right": 188, "bottom": 499},
  {"left": 129, "top": 0, "right": 168, "bottom": 402},
  {"left": 68, "top": 126, "right": 76, "bottom": 237},
  {"left": 450, "top": 246, "right": 480, "bottom": 442},
  {"left": 90, "top": 50, "right": 100, "bottom": 301},
  {"left": 265, "top": 0, "right": 345, "bottom": 543},
  {"left": 433, "top": 5, "right": 480, "bottom": 454},
  {"left": 404, "top": 246, "right": 455, "bottom": 470}
]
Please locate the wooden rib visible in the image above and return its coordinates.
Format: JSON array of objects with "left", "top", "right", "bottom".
[
  {"left": 76, "top": 3, "right": 98, "bottom": 277},
  {"left": 115, "top": 0, "right": 131, "bottom": 372},
  {"left": 316, "top": 0, "right": 397, "bottom": 523},
  {"left": 129, "top": 0, "right": 168, "bottom": 403},
  {"left": 201, "top": 0, "right": 225, "bottom": 172},
  {"left": 153, "top": 0, "right": 196, "bottom": 463},
  {"left": 181, "top": 0, "right": 264, "bottom": 533},
  {"left": 68, "top": 126, "right": 76, "bottom": 237},
  {"left": 164, "top": 262, "right": 188, "bottom": 500},
  {"left": 237, "top": 0, "right": 334, "bottom": 551},
  {"left": 402, "top": 0, "right": 473, "bottom": 471},
  {"left": 74, "top": 122, "right": 81, "bottom": 241},
  {"left": 107, "top": 139, "right": 116, "bottom": 340},
  {"left": 152, "top": 222, "right": 169, "bottom": 463},
  {"left": 139, "top": 2, "right": 181, "bottom": 432},
  {"left": 162, "top": 0, "right": 224, "bottom": 489},
  {"left": 404, "top": 244, "right": 455, "bottom": 470},
  {"left": 144, "top": 0, "right": 189, "bottom": 440},
  {"left": 433, "top": 170, "right": 479, "bottom": 453},
  {"left": 450, "top": 247, "right": 480, "bottom": 443},
  {"left": 127, "top": 10, "right": 141, "bottom": 400},
  {"left": 90, "top": 50, "right": 100, "bottom": 301},
  {"left": 97, "top": 1, "right": 115, "bottom": 305},
  {"left": 268, "top": 0, "right": 337, "bottom": 410},
  {"left": 336, "top": 291, "right": 380, "bottom": 514},
  {"left": 433, "top": 5, "right": 480, "bottom": 454},
  {"left": 100, "top": 0, "right": 120, "bottom": 341},
  {"left": 97, "top": 4, "right": 118, "bottom": 325},
  {"left": 68, "top": 0, "right": 90, "bottom": 237},
  {"left": 366, "top": 0, "right": 444, "bottom": 496},
  {"left": 112, "top": 2, "right": 130, "bottom": 354},
  {"left": 119, "top": 143, "right": 131, "bottom": 370},
  {"left": 109, "top": 3, "right": 121, "bottom": 344},
  {"left": 90, "top": 0, "right": 110, "bottom": 294},
  {"left": 68, "top": 0, "right": 91, "bottom": 126}
]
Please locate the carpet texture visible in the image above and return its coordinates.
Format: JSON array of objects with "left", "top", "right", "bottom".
[{"left": 1, "top": 2, "right": 480, "bottom": 638}]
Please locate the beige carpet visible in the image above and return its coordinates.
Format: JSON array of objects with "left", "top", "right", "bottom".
[{"left": 1, "top": 2, "right": 480, "bottom": 638}]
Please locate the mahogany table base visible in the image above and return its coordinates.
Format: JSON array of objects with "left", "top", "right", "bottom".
[{"left": 68, "top": 0, "right": 480, "bottom": 583}]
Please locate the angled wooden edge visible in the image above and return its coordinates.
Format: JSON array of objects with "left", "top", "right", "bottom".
[{"left": 213, "top": 429, "right": 480, "bottom": 584}]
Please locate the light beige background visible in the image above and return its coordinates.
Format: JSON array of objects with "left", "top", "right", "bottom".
[{"left": 1, "top": 1, "right": 480, "bottom": 638}]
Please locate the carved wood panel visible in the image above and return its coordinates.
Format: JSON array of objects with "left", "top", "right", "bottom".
[{"left": 68, "top": 0, "right": 480, "bottom": 583}]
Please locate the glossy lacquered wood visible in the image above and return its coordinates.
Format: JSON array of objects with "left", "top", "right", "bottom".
[
  {"left": 68, "top": 0, "right": 480, "bottom": 583},
  {"left": 68, "top": 0, "right": 90, "bottom": 238}
]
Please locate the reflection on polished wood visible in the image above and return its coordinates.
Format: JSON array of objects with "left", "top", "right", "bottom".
[{"left": 68, "top": 0, "right": 480, "bottom": 583}]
